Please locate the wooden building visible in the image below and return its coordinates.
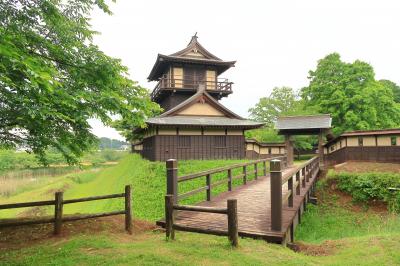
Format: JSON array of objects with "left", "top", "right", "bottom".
[
  {"left": 133, "top": 35, "right": 264, "bottom": 161},
  {"left": 324, "top": 129, "right": 400, "bottom": 165},
  {"left": 245, "top": 139, "right": 286, "bottom": 159}
]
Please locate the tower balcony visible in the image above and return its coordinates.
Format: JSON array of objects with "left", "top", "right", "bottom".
[{"left": 150, "top": 76, "right": 233, "bottom": 101}]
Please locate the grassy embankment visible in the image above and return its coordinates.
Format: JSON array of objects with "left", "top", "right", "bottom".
[
  {"left": 0, "top": 154, "right": 253, "bottom": 220},
  {"left": 1, "top": 158, "right": 400, "bottom": 265}
]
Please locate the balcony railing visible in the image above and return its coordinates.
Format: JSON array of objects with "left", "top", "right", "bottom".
[{"left": 151, "top": 76, "right": 233, "bottom": 100}]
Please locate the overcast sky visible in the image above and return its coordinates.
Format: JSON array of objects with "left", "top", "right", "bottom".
[{"left": 88, "top": 0, "right": 400, "bottom": 140}]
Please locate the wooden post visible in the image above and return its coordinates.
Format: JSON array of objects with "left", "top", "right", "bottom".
[
  {"left": 254, "top": 163, "right": 258, "bottom": 180},
  {"left": 318, "top": 130, "right": 325, "bottom": 171},
  {"left": 228, "top": 169, "right": 232, "bottom": 191},
  {"left": 165, "top": 195, "right": 175, "bottom": 240},
  {"left": 306, "top": 165, "right": 310, "bottom": 183},
  {"left": 263, "top": 161, "right": 267, "bottom": 176},
  {"left": 288, "top": 176, "right": 293, "bottom": 207},
  {"left": 295, "top": 171, "right": 300, "bottom": 195},
  {"left": 125, "top": 185, "right": 132, "bottom": 234},
  {"left": 301, "top": 167, "right": 306, "bottom": 188},
  {"left": 270, "top": 160, "right": 282, "bottom": 231},
  {"left": 54, "top": 191, "right": 63, "bottom": 235},
  {"left": 285, "top": 135, "right": 294, "bottom": 167},
  {"left": 227, "top": 199, "right": 238, "bottom": 247},
  {"left": 166, "top": 159, "right": 178, "bottom": 204},
  {"left": 243, "top": 165, "right": 247, "bottom": 185},
  {"left": 206, "top": 174, "right": 211, "bottom": 201}
]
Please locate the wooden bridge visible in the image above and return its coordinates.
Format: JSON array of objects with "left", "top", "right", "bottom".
[{"left": 157, "top": 156, "right": 320, "bottom": 245}]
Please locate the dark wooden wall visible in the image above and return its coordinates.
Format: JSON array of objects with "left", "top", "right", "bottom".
[
  {"left": 325, "top": 146, "right": 400, "bottom": 166},
  {"left": 139, "top": 135, "right": 246, "bottom": 161}
]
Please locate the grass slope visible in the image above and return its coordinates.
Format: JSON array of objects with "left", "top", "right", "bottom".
[
  {"left": 1, "top": 230, "right": 400, "bottom": 265},
  {"left": 0, "top": 154, "right": 250, "bottom": 220}
]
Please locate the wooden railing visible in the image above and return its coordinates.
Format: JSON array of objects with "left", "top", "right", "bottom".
[
  {"left": 165, "top": 195, "right": 238, "bottom": 247},
  {"left": 151, "top": 77, "right": 233, "bottom": 100},
  {"left": 270, "top": 157, "right": 319, "bottom": 231},
  {"left": 0, "top": 185, "right": 133, "bottom": 235},
  {"left": 166, "top": 156, "right": 287, "bottom": 204}
]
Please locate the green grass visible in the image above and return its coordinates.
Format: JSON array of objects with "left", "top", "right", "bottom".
[
  {"left": 1, "top": 230, "right": 400, "bottom": 265},
  {"left": 295, "top": 204, "right": 400, "bottom": 243},
  {"left": 0, "top": 154, "right": 252, "bottom": 220}
]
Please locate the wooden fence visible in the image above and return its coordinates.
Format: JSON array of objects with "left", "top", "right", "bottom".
[
  {"left": 165, "top": 194, "right": 238, "bottom": 246},
  {"left": 166, "top": 156, "right": 287, "bottom": 204},
  {"left": 0, "top": 185, "right": 133, "bottom": 235},
  {"left": 270, "top": 156, "right": 319, "bottom": 232}
]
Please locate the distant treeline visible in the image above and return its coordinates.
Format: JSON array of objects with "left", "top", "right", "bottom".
[{"left": 98, "top": 137, "right": 128, "bottom": 150}]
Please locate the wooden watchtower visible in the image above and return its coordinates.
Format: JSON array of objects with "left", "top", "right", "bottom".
[{"left": 134, "top": 35, "right": 264, "bottom": 161}]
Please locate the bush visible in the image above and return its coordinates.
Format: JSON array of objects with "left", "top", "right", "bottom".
[{"left": 328, "top": 171, "right": 400, "bottom": 212}]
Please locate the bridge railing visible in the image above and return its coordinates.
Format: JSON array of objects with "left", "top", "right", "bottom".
[
  {"left": 166, "top": 156, "right": 287, "bottom": 204},
  {"left": 270, "top": 156, "right": 320, "bottom": 231}
]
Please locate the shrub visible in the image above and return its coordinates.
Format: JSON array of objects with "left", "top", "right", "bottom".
[{"left": 328, "top": 171, "right": 400, "bottom": 212}]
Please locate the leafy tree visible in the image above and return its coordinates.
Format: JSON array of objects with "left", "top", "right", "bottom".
[
  {"left": 380, "top": 79, "right": 400, "bottom": 103},
  {"left": 0, "top": 1, "right": 160, "bottom": 164},
  {"left": 302, "top": 53, "right": 400, "bottom": 135}
]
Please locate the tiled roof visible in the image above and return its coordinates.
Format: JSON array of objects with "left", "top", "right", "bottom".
[
  {"left": 146, "top": 116, "right": 264, "bottom": 128},
  {"left": 341, "top": 129, "right": 400, "bottom": 136},
  {"left": 276, "top": 114, "right": 332, "bottom": 130}
]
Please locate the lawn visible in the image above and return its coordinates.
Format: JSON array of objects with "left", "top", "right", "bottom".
[
  {"left": 1, "top": 222, "right": 400, "bottom": 266},
  {"left": 0, "top": 154, "right": 253, "bottom": 220}
]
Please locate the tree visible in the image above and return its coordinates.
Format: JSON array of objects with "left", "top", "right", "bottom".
[
  {"left": 249, "top": 87, "right": 313, "bottom": 126},
  {"left": 380, "top": 79, "right": 400, "bottom": 103},
  {"left": 0, "top": 1, "right": 161, "bottom": 164},
  {"left": 301, "top": 53, "right": 400, "bottom": 135}
]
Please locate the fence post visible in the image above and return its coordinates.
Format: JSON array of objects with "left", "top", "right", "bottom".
[
  {"left": 227, "top": 199, "right": 238, "bottom": 247},
  {"left": 228, "top": 169, "right": 232, "bottom": 191},
  {"left": 125, "top": 185, "right": 133, "bottom": 234},
  {"left": 206, "top": 174, "right": 211, "bottom": 201},
  {"left": 263, "top": 161, "right": 267, "bottom": 176},
  {"left": 54, "top": 191, "right": 63, "bottom": 235},
  {"left": 243, "top": 165, "right": 247, "bottom": 185},
  {"left": 270, "top": 160, "right": 282, "bottom": 231},
  {"left": 165, "top": 195, "right": 175, "bottom": 240},
  {"left": 166, "top": 159, "right": 178, "bottom": 204},
  {"left": 301, "top": 167, "right": 306, "bottom": 188},
  {"left": 306, "top": 164, "right": 310, "bottom": 183},
  {"left": 295, "top": 171, "right": 300, "bottom": 195},
  {"left": 288, "top": 176, "right": 293, "bottom": 207},
  {"left": 254, "top": 163, "right": 258, "bottom": 180}
]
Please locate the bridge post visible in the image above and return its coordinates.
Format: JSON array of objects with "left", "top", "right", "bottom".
[
  {"left": 270, "top": 159, "right": 282, "bottom": 231},
  {"left": 295, "top": 171, "right": 300, "bottom": 195},
  {"left": 166, "top": 159, "right": 178, "bottom": 204}
]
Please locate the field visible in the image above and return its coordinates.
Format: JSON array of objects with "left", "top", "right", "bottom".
[{"left": 1, "top": 156, "right": 400, "bottom": 265}]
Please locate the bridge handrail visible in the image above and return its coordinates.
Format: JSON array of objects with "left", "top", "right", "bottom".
[
  {"left": 270, "top": 156, "right": 320, "bottom": 231},
  {"left": 166, "top": 156, "right": 288, "bottom": 204}
]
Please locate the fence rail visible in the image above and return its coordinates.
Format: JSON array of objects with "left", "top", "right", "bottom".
[
  {"left": 0, "top": 185, "right": 133, "bottom": 235},
  {"left": 165, "top": 195, "right": 238, "bottom": 247},
  {"left": 270, "top": 156, "right": 319, "bottom": 231},
  {"left": 167, "top": 156, "right": 287, "bottom": 204}
]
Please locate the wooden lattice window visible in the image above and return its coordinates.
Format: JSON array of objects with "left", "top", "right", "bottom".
[
  {"left": 214, "top": 136, "right": 226, "bottom": 148},
  {"left": 178, "top": 136, "right": 191, "bottom": 148}
]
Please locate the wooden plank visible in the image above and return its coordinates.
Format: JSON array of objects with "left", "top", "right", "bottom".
[
  {"left": 0, "top": 200, "right": 55, "bottom": 210},
  {"left": 63, "top": 193, "right": 125, "bottom": 204},
  {"left": 178, "top": 186, "right": 209, "bottom": 201},
  {"left": 173, "top": 205, "right": 227, "bottom": 214}
]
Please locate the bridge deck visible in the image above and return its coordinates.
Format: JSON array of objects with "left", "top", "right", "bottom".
[{"left": 157, "top": 166, "right": 318, "bottom": 243}]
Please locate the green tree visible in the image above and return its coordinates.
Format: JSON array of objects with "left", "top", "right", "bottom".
[
  {"left": 380, "top": 79, "right": 400, "bottom": 103},
  {"left": 0, "top": 1, "right": 160, "bottom": 164},
  {"left": 302, "top": 53, "right": 400, "bottom": 135},
  {"left": 249, "top": 87, "right": 313, "bottom": 126}
]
